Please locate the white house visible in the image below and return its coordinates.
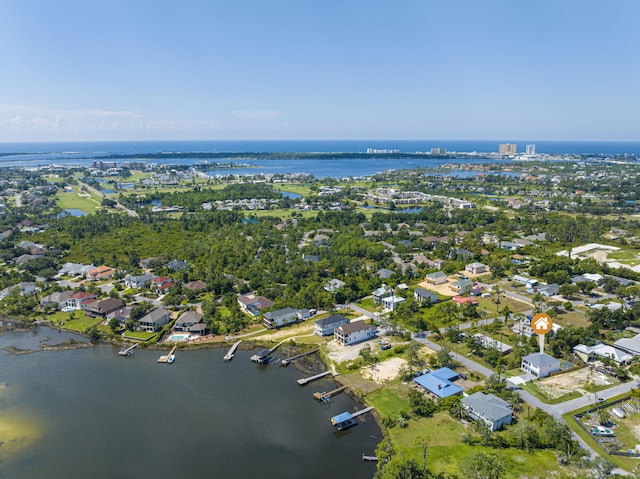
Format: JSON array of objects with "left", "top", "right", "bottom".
[
  {"left": 465, "top": 262, "right": 488, "bottom": 275},
  {"left": 382, "top": 295, "right": 405, "bottom": 312},
  {"left": 521, "top": 352, "right": 561, "bottom": 378},
  {"left": 334, "top": 320, "right": 376, "bottom": 346},
  {"left": 263, "top": 307, "right": 299, "bottom": 329},
  {"left": 314, "top": 314, "right": 349, "bottom": 337},
  {"left": 461, "top": 392, "right": 513, "bottom": 431},
  {"left": 324, "top": 278, "right": 345, "bottom": 293}
]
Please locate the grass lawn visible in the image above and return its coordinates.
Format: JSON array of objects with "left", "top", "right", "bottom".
[
  {"left": 248, "top": 209, "right": 317, "bottom": 219},
  {"left": 366, "top": 381, "right": 410, "bottom": 418},
  {"left": 56, "top": 186, "right": 103, "bottom": 213},
  {"left": 476, "top": 296, "right": 530, "bottom": 316},
  {"left": 272, "top": 184, "right": 312, "bottom": 196},
  {"left": 387, "top": 412, "right": 562, "bottom": 477},
  {"left": 123, "top": 331, "right": 157, "bottom": 341},
  {"left": 60, "top": 314, "right": 103, "bottom": 333},
  {"left": 356, "top": 297, "right": 378, "bottom": 311},
  {"left": 555, "top": 310, "right": 591, "bottom": 328},
  {"left": 607, "top": 249, "right": 640, "bottom": 267}
]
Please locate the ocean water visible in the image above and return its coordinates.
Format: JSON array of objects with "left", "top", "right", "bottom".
[
  {"left": 0, "top": 139, "right": 639, "bottom": 159},
  {"left": 0, "top": 139, "right": 637, "bottom": 178}
]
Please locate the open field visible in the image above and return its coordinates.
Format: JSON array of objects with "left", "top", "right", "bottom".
[
  {"left": 386, "top": 412, "right": 562, "bottom": 478},
  {"left": 56, "top": 186, "right": 103, "bottom": 213}
]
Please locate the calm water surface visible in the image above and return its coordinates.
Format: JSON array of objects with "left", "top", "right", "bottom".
[{"left": 1, "top": 327, "right": 379, "bottom": 479}]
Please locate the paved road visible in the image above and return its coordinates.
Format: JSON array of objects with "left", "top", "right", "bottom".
[{"left": 413, "top": 334, "right": 603, "bottom": 459}]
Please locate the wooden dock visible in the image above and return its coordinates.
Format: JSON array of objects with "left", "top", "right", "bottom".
[
  {"left": 250, "top": 339, "right": 287, "bottom": 363},
  {"left": 313, "top": 385, "right": 348, "bottom": 401},
  {"left": 297, "top": 370, "right": 331, "bottom": 385},
  {"left": 350, "top": 406, "right": 374, "bottom": 419},
  {"left": 281, "top": 348, "right": 319, "bottom": 366},
  {"left": 224, "top": 340, "right": 242, "bottom": 361},
  {"left": 157, "top": 344, "right": 177, "bottom": 363},
  {"left": 118, "top": 343, "right": 137, "bottom": 356}
]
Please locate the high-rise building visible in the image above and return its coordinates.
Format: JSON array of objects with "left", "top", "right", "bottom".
[
  {"left": 498, "top": 143, "right": 517, "bottom": 154},
  {"left": 525, "top": 144, "right": 536, "bottom": 155},
  {"left": 430, "top": 148, "right": 447, "bottom": 155}
]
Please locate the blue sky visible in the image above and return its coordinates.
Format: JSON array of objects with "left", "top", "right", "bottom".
[{"left": 1, "top": 0, "right": 638, "bottom": 141}]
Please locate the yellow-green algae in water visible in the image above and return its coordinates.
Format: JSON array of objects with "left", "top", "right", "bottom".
[{"left": 0, "top": 409, "right": 43, "bottom": 460}]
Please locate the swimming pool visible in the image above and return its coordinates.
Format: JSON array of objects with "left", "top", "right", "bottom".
[{"left": 167, "top": 333, "right": 191, "bottom": 342}]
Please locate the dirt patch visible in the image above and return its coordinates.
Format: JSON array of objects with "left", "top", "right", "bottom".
[
  {"left": 362, "top": 357, "right": 408, "bottom": 384},
  {"left": 416, "top": 280, "right": 457, "bottom": 297},
  {"left": 536, "top": 368, "right": 615, "bottom": 399}
]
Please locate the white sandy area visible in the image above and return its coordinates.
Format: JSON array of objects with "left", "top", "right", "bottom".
[{"left": 361, "top": 357, "right": 408, "bottom": 383}]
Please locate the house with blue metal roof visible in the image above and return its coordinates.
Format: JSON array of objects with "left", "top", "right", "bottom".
[{"left": 413, "top": 368, "right": 463, "bottom": 399}]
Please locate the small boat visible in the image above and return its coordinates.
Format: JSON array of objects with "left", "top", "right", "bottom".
[{"left": 167, "top": 355, "right": 175, "bottom": 364}]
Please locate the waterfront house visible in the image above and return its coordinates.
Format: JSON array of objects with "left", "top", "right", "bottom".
[
  {"left": 107, "top": 306, "right": 132, "bottom": 324},
  {"left": 66, "top": 292, "right": 98, "bottom": 310},
  {"left": 237, "top": 294, "right": 274, "bottom": 316},
  {"left": 138, "top": 308, "right": 170, "bottom": 332},
  {"left": 174, "top": 311, "right": 204, "bottom": 333},
  {"left": 414, "top": 287, "right": 438, "bottom": 305},
  {"left": 461, "top": 392, "right": 513, "bottom": 431},
  {"left": 40, "top": 290, "right": 74, "bottom": 309},
  {"left": 413, "top": 368, "right": 463, "bottom": 400},
  {"left": 334, "top": 321, "right": 376, "bottom": 346},
  {"left": 314, "top": 314, "right": 350, "bottom": 337},
  {"left": 263, "top": 307, "right": 299, "bottom": 329},
  {"left": 425, "top": 271, "right": 447, "bottom": 285},
  {"left": 85, "top": 298, "right": 125, "bottom": 318},
  {"left": 521, "top": 352, "right": 561, "bottom": 378}
]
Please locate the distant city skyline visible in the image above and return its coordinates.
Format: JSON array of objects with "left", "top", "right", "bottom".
[{"left": 1, "top": 1, "right": 639, "bottom": 142}]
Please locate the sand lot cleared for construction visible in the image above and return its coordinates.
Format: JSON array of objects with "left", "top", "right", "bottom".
[
  {"left": 362, "top": 357, "right": 408, "bottom": 383},
  {"left": 534, "top": 367, "right": 616, "bottom": 399}
]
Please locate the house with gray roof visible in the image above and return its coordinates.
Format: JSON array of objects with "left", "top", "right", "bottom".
[
  {"left": 378, "top": 268, "right": 395, "bottom": 279},
  {"left": 0, "top": 282, "right": 36, "bottom": 300},
  {"left": 124, "top": 274, "right": 154, "bottom": 289},
  {"left": 414, "top": 287, "right": 438, "bottom": 305},
  {"left": 461, "top": 392, "right": 513, "bottom": 431},
  {"left": 450, "top": 279, "right": 474, "bottom": 293},
  {"left": 521, "top": 352, "right": 561, "bottom": 378},
  {"left": 314, "top": 314, "right": 349, "bottom": 337},
  {"left": 237, "top": 294, "right": 274, "bottom": 316},
  {"left": 84, "top": 298, "right": 125, "bottom": 318},
  {"left": 39, "top": 290, "right": 74, "bottom": 309},
  {"left": 425, "top": 271, "right": 447, "bottom": 285},
  {"left": 324, "top": 278, "right": 345, "bottom": 293},
  {"left": 138, "top": 308, "right": 170, "bottom": 332},
  {"left": 614, "top": 333, "right": 640, "bottom": 356},
  {"left": 538, "top": 283, "right": 560, "bottom": 297},
  {"left": 263, "top": 307, "right": 299, "bottom": 329},
  {"left": 174, "top": 311, "right": 204, "bottom": 333}
]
